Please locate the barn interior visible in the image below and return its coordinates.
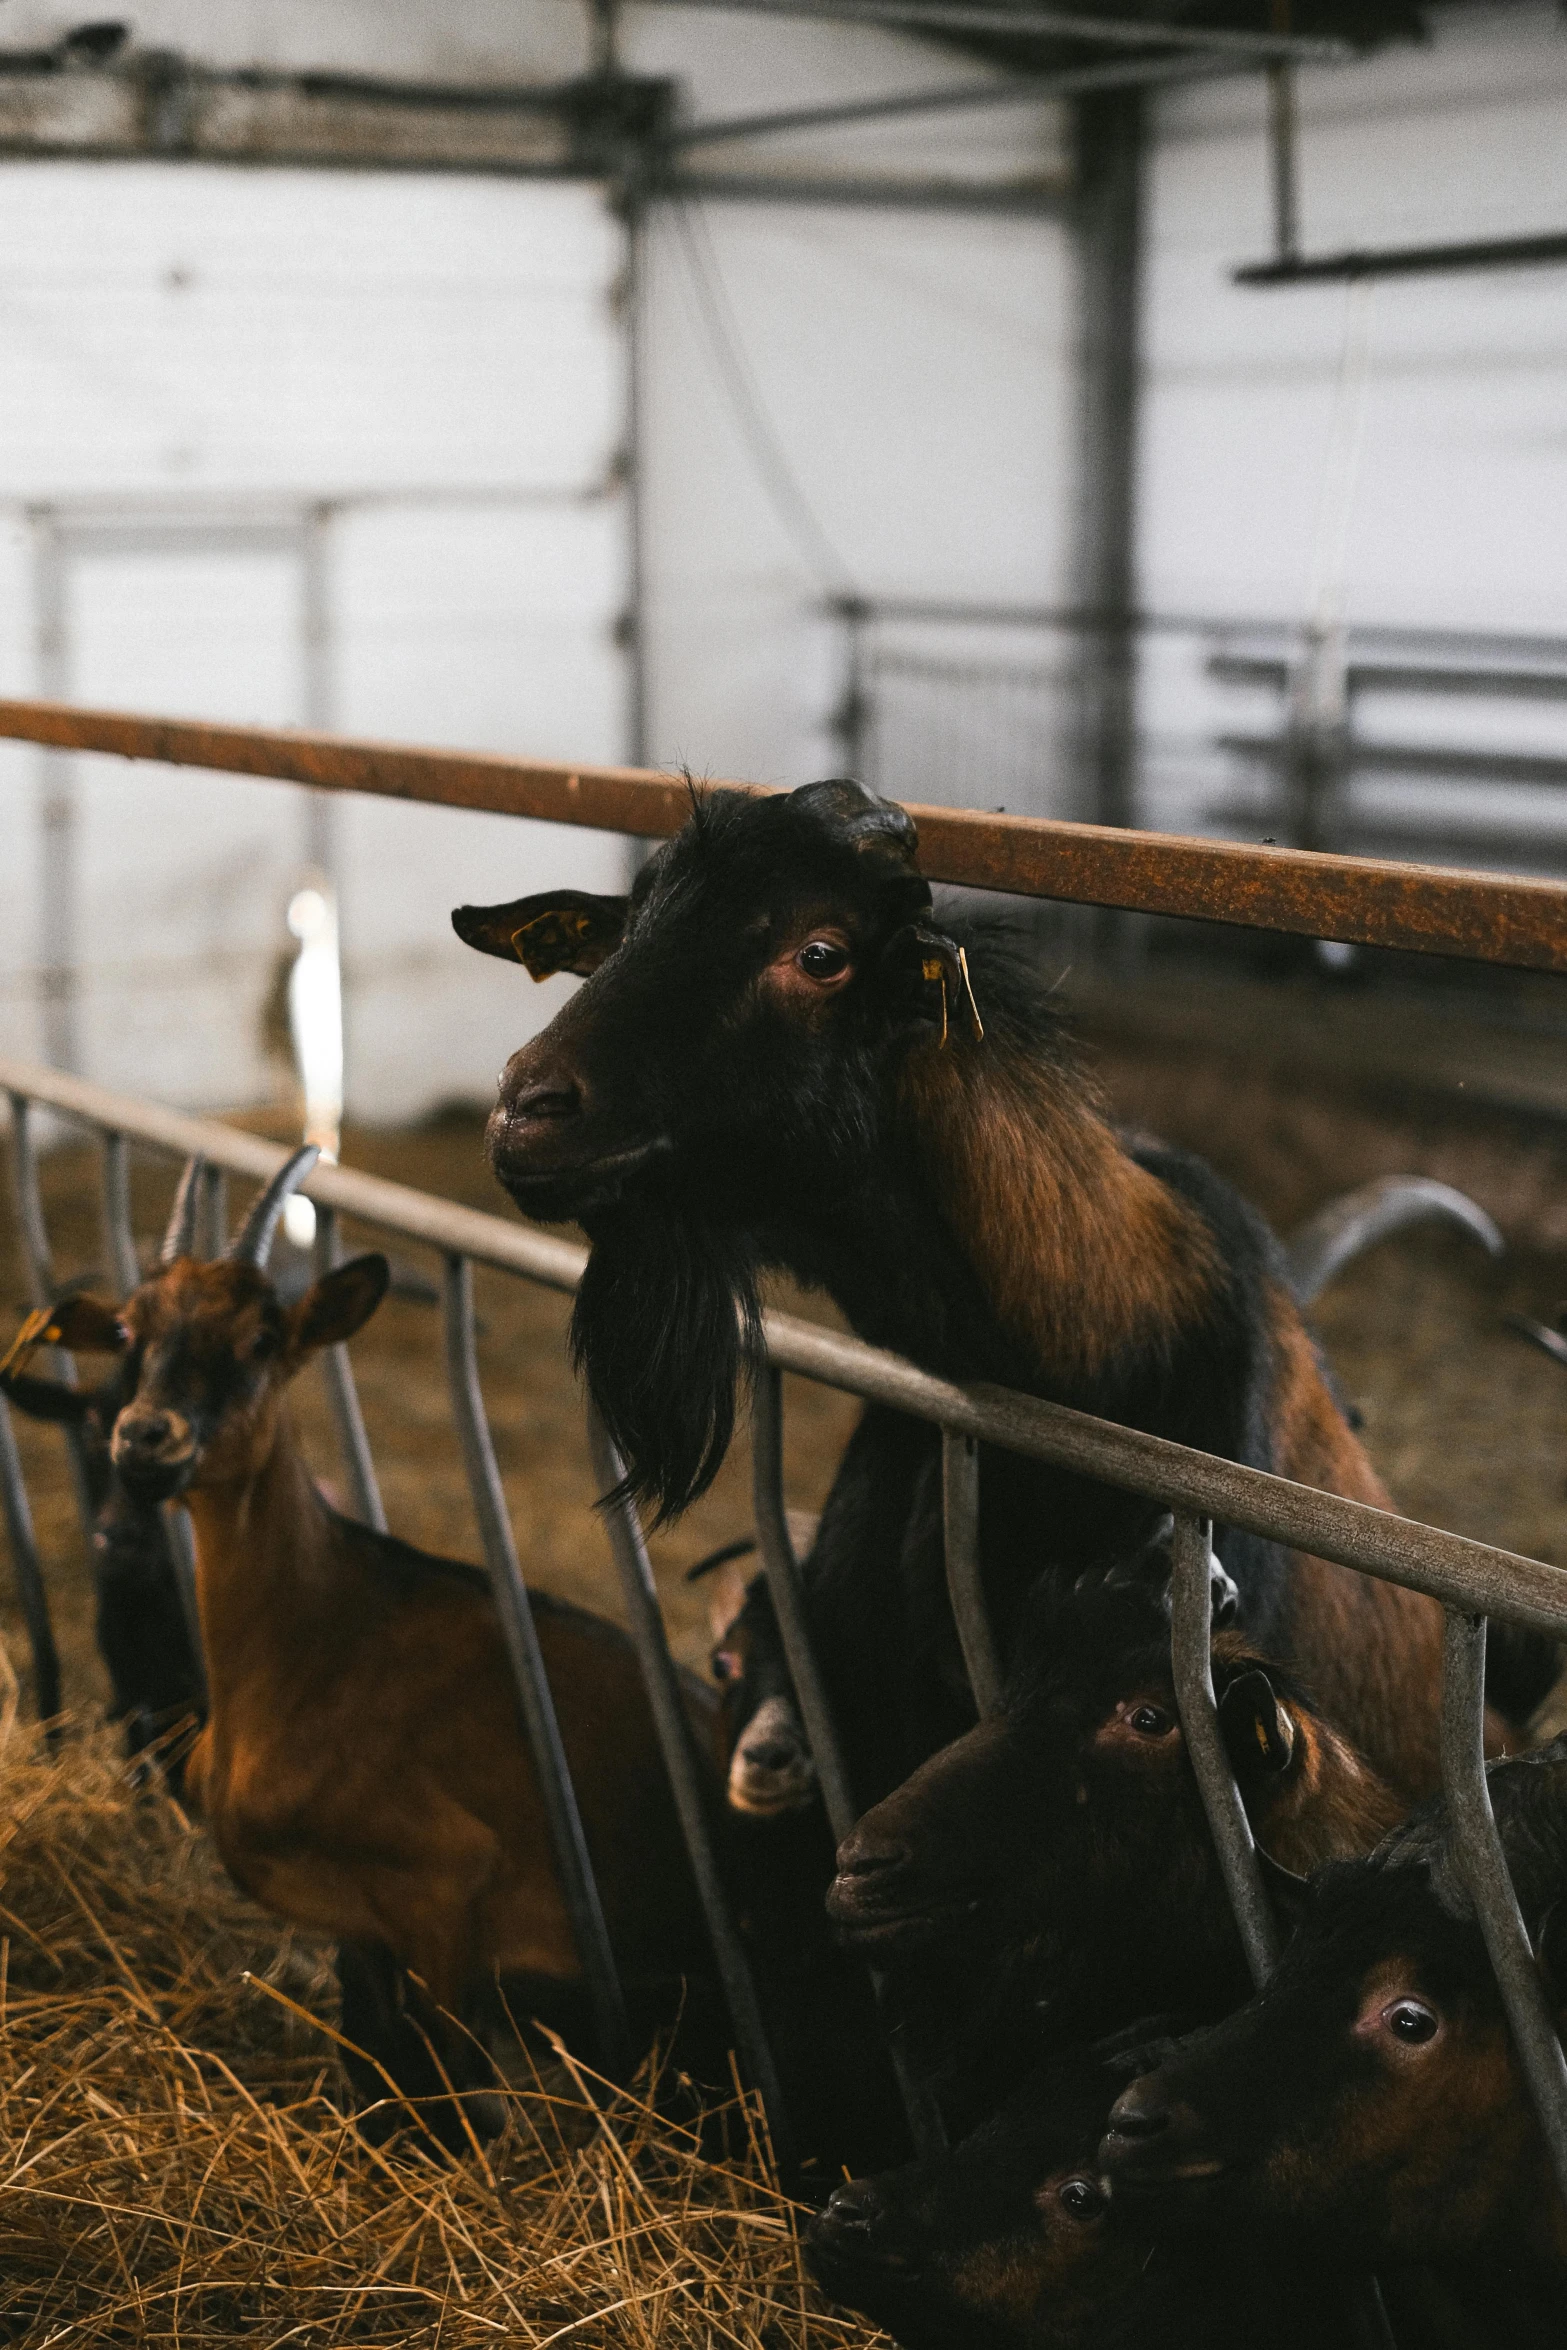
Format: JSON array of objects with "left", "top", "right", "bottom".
[{"left": 0, "top": 2, "right": 1565, "bottom": 2342}]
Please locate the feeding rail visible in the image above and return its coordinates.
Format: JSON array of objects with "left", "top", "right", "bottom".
[{"left": 2, "top": 700, "right": 1566, "bottom": 2243}]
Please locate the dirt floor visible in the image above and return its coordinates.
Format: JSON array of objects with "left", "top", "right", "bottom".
[{"left": 2, "top": 1036, "right": 1565, "bottom": 1723}]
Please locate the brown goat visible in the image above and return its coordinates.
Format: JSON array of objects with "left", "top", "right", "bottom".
[{"left": 50, "top": 1152, "right": 716, "bottom": 2149}]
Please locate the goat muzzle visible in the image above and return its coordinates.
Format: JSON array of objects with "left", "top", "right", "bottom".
[
  {"left": 1099, "top": 2081, "right": 1222, "bottom": 2191},
  {"left": 111, "top": 1409, "right": 197, "bottom": 1498}
]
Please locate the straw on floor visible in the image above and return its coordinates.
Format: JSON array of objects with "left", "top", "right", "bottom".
[{"left": 0, "top": 1671, "right": 885, "bottom": 2348}]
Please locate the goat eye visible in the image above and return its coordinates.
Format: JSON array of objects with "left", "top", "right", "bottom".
[
  {"left": 1057, "top": 2177, "right": 1107, "bottom": 2221},
  {"left": 1129, "top": 1704, "right": 1173, "bottom": 1738},
  {"left": 798, "top": 939, "right": 850, "bottom": 981},
  {"left": 245, "top": 1329, "right": 279, "bottom": 1364},
  {"left": 1383, "top": 1998, "right": 1439, "bottom": 2045}
]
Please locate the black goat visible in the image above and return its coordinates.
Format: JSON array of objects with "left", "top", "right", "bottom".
[
  {"left": 1, "top": 1176, "right": 206, "bottom": 1764},
  {"left": 806, "top": 2035, "right": 1367, "bottom": 2350},
  {"left": 454, "top": 780, "right": 1478, "bottom": 1800},
  {"left": 823, "top": 1549, "right": 1407, "bottom": 2126},
  {"left": 1101, "top": 1741, "right": 1567, "bottom": 2337}
]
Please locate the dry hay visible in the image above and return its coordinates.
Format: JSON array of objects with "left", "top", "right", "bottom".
[{"left": 0, "top": 1687, "right": 885, "bottom": 2349}]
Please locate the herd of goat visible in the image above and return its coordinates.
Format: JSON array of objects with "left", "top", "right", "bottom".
[{"left": 4, "top": 778, "right": 1566, "bottom": 2346}]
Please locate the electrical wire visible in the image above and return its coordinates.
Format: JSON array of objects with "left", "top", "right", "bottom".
[{"left": 670, "top": 201, "right": 859, "bottom": 596}]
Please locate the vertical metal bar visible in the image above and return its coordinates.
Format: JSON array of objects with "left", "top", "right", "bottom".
[
  {"left": 1441, "top": 1610, "right": 1567, "bottom": 2205},
  {"left": 621, "top": 194, "right": 650, "bottom": 775},
  {"left": 310, "top": 1206, "right": 385, "bottom": 1531},
  {"left": 586, "top": 1398, "right": 793, "bottom": 2163},
  {"left": 442, "top": 1253, "right": 629, "bottom": 2070},
  {"left": 940, "top": 1428, "right": 1004, "bottom": 1718},
  {"left": 162, "top": 1503, "right": 208, "bottom": 1711},
  {"left": 301, "top": 501, "right": 337, "bottom": 877},
  {"left": 198, "top": 1163, "right": 227, "bottom": 1258},
  {"left": 1070, "top": 87, "right": 1143, "bottom": 840},
  {"left": 1169, "top": 1513, "right": 1279, "bottom": 1986},
  {"left": 99, "top": 1131, "right": 141, "bottom": 1294},
  {"left": 1267, "top": 61, "right": 1300, "bottom": 267},
  {"left": 6, "top": 1090, "right": 96, "bottom": 1541},
  {"left": 33, "top": 510, "right": 79, "bottom": 1074},
  {"left": 0, "top": 1392, "right": 62, "bottom": 1724},
  {"left": 752, "top": 1364, "right": 947, "bottom": 2158},
  {"left": 751, "top": 1363, "right": 857, "bottom": 1845},
  {"left": 1176, "top": 1515, "right": 1395, "bottom": 2346}
]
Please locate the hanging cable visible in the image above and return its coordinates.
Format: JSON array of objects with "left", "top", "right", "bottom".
[{"left": 671, "top": 201, "right": 859, "bottom": 597}]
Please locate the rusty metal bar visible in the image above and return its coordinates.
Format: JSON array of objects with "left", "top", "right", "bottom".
[
  {"left": 442, "top": 1252, "right": 630, "bottom": 2073},
  {"left": 311, "top": 1204, "right": 386, "bottom": 1532},
  {"left": 1440, "top": 1610, "right": 1567, "bottom": 2206},
  {"left": 940, "top": 1429, "right": 1004, "bottom": 1718},
  {"left": 1169, "top": 1514, "right": 1277, "bottom": 1985},
  {"left": 3, "top": 700, "right": 1566, "bottom": 970},
  {"left": 6, "top": 1058, "right": 1567, "bottom": 1643},
  {"left": 99, "top": 1130, "right": 141, "bottom": 1294},
  {"left": 0, "top": 1392, "right": 62, "bottom": 1723},
  {"left": 587, "top": 1401, "right": 793, "bottom": 2160}
]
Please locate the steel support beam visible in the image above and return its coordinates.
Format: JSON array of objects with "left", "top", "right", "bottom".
[{"left": 1069, "top": 88, "right": 1143, "bottom": 834}]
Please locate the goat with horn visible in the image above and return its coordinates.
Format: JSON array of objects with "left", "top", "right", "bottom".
[{"left": 36, "top": 1145, "right": 721, "bottom": 2153}]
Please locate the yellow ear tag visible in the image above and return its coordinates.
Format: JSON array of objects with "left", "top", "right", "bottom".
[
  {"left": 955, "top": 946, "right": 985, "bottom": 1044},
  {"left": 920, "top": 957, "right": 950, "bottom": 1048},
  {"left": 0, "top": 1305, "right": 63, "bottom": 1382}
]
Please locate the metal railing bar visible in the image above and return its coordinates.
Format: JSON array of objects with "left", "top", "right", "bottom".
[
  {"left": 1168, "top": 1514, "right": 1278, "bottom": 1987},
  {"left": 198, "top": 1163, "right": 227, "bottom": 1257},
  {"left": 752, "top": 1368, "right": 953, "bottom": 2158},
  {"left": 0, "top": 1392, "right": 62, "bottom": 1723},
  {"left": 1440, "top": 1610, "right": 1567, "bottom": 2205},
  {"left": 762, "top": 1319, "right": 1567, "bottom": 1641},
  {"left": 99, "top": 1131, "right": 141, "bottom": 1295},
  {"left": 5, "top": 1089, "right": 98, "bottom": 1545},
  {"left": 750, "top": 1365, "right": 858, "bottom": 1844},
  {"left": 311, "top": 1205, "right": 387, "bottom": 1533},
  {"left": 162, "top": 1502, "right": 209, "bottom": 1710},
  {"left": 2, "top": 699, "right": 1566, "bottom": 969},
  {"left": 5, "top": 1060, "right": 1565, "bottom": 1641},
  {"left": 940, "top": 1430, "right": 1004, "bottom": 1719},
  {"left": 442, "top": 1253, "right": 630, "bottom": 2072},
  {"left": 587, "top": 1400, "right": 794, "bottom": 2165}
]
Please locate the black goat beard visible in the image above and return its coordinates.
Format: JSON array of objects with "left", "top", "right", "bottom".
[{"left": 572, "top": 1197, "right": 762, "bottom": 1525}]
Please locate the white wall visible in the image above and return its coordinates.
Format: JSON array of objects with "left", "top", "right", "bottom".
[
  {"left": 1138, "top": 2, "right": 1567, "bottom": 855},
  {"left": 621, "top": 4, "right": 1074, "bottom": 792},
  {"left": 0, "top": 164, "right": 630, "bottom": 1118}
]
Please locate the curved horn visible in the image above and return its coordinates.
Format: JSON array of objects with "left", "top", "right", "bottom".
[
  {"left": 160, "top": 1157, "right": 205, "bottom": 1267},
  {"left": 1284, "top": 1176, "right": 1503, "bottom": 1306},
  {"left": 228, "top": 1144, "right": 320, "bottom": 1272}
]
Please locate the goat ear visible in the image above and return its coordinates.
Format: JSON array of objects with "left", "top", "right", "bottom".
[
  {"left": 706, "top": 1558, "right": 755, "bottom": 1645},
  {"left": 451, "top": 891, "right": 627, "bottom": 979},
  {"left": 288, "top": 1254, "right": 390, "bottom": 1353},
  {"left": 0, "top": 1369, "right": 93, "bottom": 1424},
  {"left": 0, "top": 1296, "right": 126, "bottom": 1386},
  {"left": 881, "top": 924, "right": 984, "bottom": 1047},
  {"left": 1218, "top": 1668, "right": 1296, "bottom": 1777}
]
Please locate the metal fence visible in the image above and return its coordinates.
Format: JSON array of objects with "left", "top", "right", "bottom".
[
  {"left": 1, "top": 699, "right": 1566, "bottom": 2289},
  {"left": 828, "top": 596, "right": 1567, "bottom": 884}
]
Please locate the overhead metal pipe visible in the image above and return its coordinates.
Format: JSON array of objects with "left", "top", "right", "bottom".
[
  {"left": 663, "top": 50, "right": 1227, "bottom": 151},
  {"left": 639, "top": 0, "right": 1348, "bottom": 63}
]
